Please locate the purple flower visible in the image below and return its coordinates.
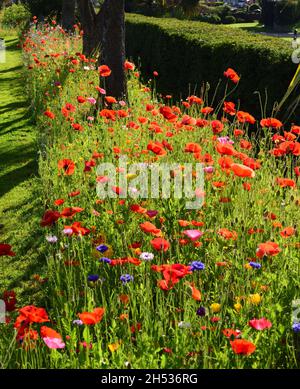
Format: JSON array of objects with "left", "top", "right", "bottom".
[
  {"left": 217, "top": 136, "right": 234, "bottom": 145},
  {"left": 196, "top": 307, "right": 206, "bottom": 316},
  {"left": 120, "top": 274, "right": 134, "bottom": 284},
  {"left": 190, "top": 261, "right": 205, "bottom": 271},
  {"left": 96, "top": 244, "right": 108, "bottom": 253},
  {"left": 203, "top": 166, "right": 214, "bottom": 174},
  {"left": 73, "top": 319, "right": 83, "bottom": 326},
  {"left": 87, "top": 274, "right": 99, "bottom": 282},
  {"left": 249, "top": 262, "right": 261, "bottom": 269},
  {"left": 146, "top": 210, "right": 158, "bottom": 218},
  {"left": 46, "top": 235, "right": 58, "bottom": 243},
  {"left": 99, "top": 257, "right": 111, "bottom": 264},
  {"left": 292, "top": 322, "right": 300, "bottom": 333}
]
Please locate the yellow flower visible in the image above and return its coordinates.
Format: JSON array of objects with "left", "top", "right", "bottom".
[
  {"left": 244, "top": 263, "right": 252, "bottom": 270},
  {"left": 249, "top": 293, "right": 262, "bottom": 305},
  {"left": 126, "top": 173, "right": 138, "bottom": 181},
  {"left": 234, "top": 303, "right": 242, "bottom": 312},
  {"left": 108, "top": 341, "right": 122, "bottom": 353},
  {"left": 210, "top": 303, "right": 221, "bottom": 313}
]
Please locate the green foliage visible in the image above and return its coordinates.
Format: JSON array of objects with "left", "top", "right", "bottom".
[
  {"left": 2, "top": 4, "right": 31, "bottom": 28},
  {"left": 223, "top": 15, "right": 236, "bottom": 24},
  {"left": 125, "top": 14, "right": 296, "bottom": 120}
]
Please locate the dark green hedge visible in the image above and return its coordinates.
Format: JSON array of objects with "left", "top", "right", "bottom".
[{"left": 125, "top": 14, "right": 296, "bottom": 120}]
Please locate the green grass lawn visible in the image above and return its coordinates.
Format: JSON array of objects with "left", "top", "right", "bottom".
[{"left": 0, "top": 35, "right": 46, "bottom": 306}]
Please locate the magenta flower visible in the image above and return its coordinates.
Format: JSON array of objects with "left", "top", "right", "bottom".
[
  {"left": 249, "top": 318, "right": 272, "bottom": 330},
  {"left": 43, "top": 337, "right": 66, "bottom": 349},
  {"left": 183, "top": 230, "right": 204, "bottom": 241}
]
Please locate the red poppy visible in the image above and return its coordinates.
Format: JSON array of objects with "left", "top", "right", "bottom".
[
  {"left": 140, "top": 221, "right": 161, "bottom": 236},
  {"left": 256, "top": 241, "right": 281, "bottom": 258},
  {"left": 159, "top": 106, "right": 177, "bottom": 122},
  {"left": 14, "top": 305, "right": 49, "bottom": 328},
  {"left": 216, "top": 143, "right": 236, "bottom": 156},
  {"left": 67, "top": 222, "right": 90, "bottom": 236},
  {"left": 77, "top": 96, "right": 86, "bottom": 104},
  {"left": 44, "top": 110, "right": 55, "bottom": 119},
  {"left": 249, "top": 318, "right": 272, "bottom": 330},
  {"left": 230, "top": 339, "right": 256, "bottom": 355},
  {"left": 150, "top": 237, "right": 170, "bottom": 252},
  {"left": 260, "top": 118, "right": 283, "bottom": 128},
  {"left": 276, "top": 178, "right": 296, "bottom": 188},
  {"left": 58, "top": 159, "right": 75, "bottom": 176},
  {"left": 105, "top": 96, "right": 117, "bottom": 104},
  {"left": 40, "top": 210, "right": 60, "bottom": 227},
  {"left": 237, "top": 111, "right": 255, "bottom": 124},
  {"left": 224, "top": 68, "right": 240, "bottom": 83},
  {"left": 231, "top": 163, "right": 255, "bottom": 178},
  {"left": 217, "top": 228, "right": 237, "bottom": 240},
  {"left": 223, "top": 101, "right": 236, "bottom": 115},
  {"left": 78, "top": 307, "right": 105, "bottom": 325},
  {"left": 222, "top": 328, "right": 241, "bottom": 338},
  {"left": 40, "top": 326, "right": 62, "bottom": 339},
  {"left": 280, "top": 226, "right": 295, "bottom": 238},
  {"left": 0, "top": 244, "right": 16, "bottom": 256},
  {"left": 60, "top": 207, "right": 84, "bottom": 218},
  {"left": 3, "top": 290, "right": 17, "bottom": 311},
  {"left": 184, "top": 143, "right": 201, "bottom": 153},
  {"left": 124, "top": 60, "right": 135, "bottom": 71},
  {"left": 99, "top": 65, "right": 111, "bottom": 77},
  {"left": 211, "top": 120, "right": 224, "bottom": 134}
]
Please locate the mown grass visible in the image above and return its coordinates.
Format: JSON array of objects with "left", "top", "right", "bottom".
[{"left": 0, "top": 35, "right": 46, "bottom": 307}]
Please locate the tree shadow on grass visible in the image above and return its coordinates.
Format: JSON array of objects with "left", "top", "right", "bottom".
[{"left": 0, "top": 65, "right": 22, "bottom": 74}]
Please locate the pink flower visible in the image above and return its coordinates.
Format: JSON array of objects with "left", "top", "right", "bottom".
[
  {"left": 87, "top": 97, "right": 97, "bottom": 105},
  {"left": 99, "top": 88, "right": 106, "bottom": 95},
  {"left": 183, "top": 230, "right": 204, "bottom": 241},
  {"left": 249, "top": 318, "right": 272, "bottom": 330},
  {"left": 43, "top": 337, "right": 66, "bottom": 349}
]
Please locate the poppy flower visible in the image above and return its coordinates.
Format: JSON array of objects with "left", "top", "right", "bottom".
[
  {"left": 218, "top": 228, "right": 237, "bottom": 240},
  {"left": 44, "top": 110, "right": 55, "bottom": 119},
  {"left": 276, "top": 178, "right": 296, "bottom": 188},
  {"left": 43, "top": 337, "right": 65, "bottom": 349},
  {"left": 186, "top": 282, "right": 201, "bottom": 301},
  {"left": 3, "top": 290, "right": 17, "bottom": 311},
  {"left": 0, "top": 244, "right": 16, "bottom": 256},
  {"left": 237, "top": 111, "right": 255, "bottom": 124},
  {"left": 249, "top": 318, "right": 272, "bottom": 330},
  {"left": 183, "top": 230, "right": 203, "bottom": 241},
  {"left": 216, "top": 143, "right": 236, "bottom": 156},
  {"left": 222, "top": 328, "right": 241, "bottom": 338},
  {"left": 140, "top": 221, "right": 162, "bottom": 236},
  {"left": 77, "top": 96, "right": 86, "bottom": 104},
  {"left": 105, "top": 96, "right": 117, "bottom": 104},
  {"left": 224, "top": 68, "right": 240, "bottom": 83},
  {"left": 99, "top": 65, "right": 111, "bottom": 77},
  {"left": 64, "top": 222, "right": 90, "bottom": 236},
  {"left": 230, "top": 339, "right": 256, "bottom": 355},
  {"left": 159, "top": 106, "right": 177, "bottom": 122},
  {"left": 124, "top": 60, "right": 135, "bottom": 71},
  {"left": 280, "top": 226, "right": 295, "bottom": 238},
  {"left": 184, "top": 143, "right": 201, "bottom": 153},
  {"left": 15, "top": 305, "right": 49, "bottom": 328},
  {"left": 58, "top": 159, "right": 75, "bottom": 176},
  {"left": 256, "top": 241, "right": 281, "bottom": 258},
  {"left": 211, "top": 120, "right": 224, "bottom": 134},
  {"left": 223, "top": 101, "right": 236, "bottom": 115},
  {"left": 40, "top": 210, "right": 60, "bottom": 227},
  {"left": 260, "top": 118, "right": 283, "bottom": 128},
  {"left": 150, "top": 237, "right": 170, "bottom": 252},
  {"left": 60, "top": 207, "right": 84, "bottom": 218},
  {"left": 231, "top": 163, "right": 255, "bottom": 178},
  {"left": 40, "top": 326, "right": 62, "bottom": 339},
  {"left": 78, "top": 307, "right": 105, "bottom": 325}
]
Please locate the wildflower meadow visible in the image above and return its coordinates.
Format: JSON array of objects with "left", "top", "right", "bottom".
[{"left": 1, "top": 7, "right": 300, "bottom": 372}]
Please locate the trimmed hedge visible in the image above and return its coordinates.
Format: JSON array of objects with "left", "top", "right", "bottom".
[{"left": 125, "top": 14, "right": 296, "bottom": 120}]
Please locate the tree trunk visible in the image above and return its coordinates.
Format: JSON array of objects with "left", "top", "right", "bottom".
[
  {"left": 78, "top": 0, "right": 102, "bottom": 57},
  {"left": 62, "top": 0, "right": 76, "bottom": 32},
  {"left": 100, "top": 0, "right": 126, "bottom": 100}
]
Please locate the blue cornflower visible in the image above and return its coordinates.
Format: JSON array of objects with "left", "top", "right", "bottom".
[
  {"left": 292, "top": 322, "right": 300, "bottom": 333},
  {"left": 96, "top": 244, "right": 108, "bottom": 253},
  {"left": 120, "top": 274, "right": 134, "bottom": 284},
  {"left": 249, "top": 262, "right": 262, "bottom": 269},
  {"left": 99, "top": 257, "right": 111, "bottom": 264},
  {"left": 190, "top": 261, "right": 205, "bottom": 271},
  {"left": 87, "top": 274, "right": 99, "bottom": 282}
]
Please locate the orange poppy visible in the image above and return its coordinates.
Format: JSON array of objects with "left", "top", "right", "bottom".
[{"left": 78, "top": 307, "right": 105, "bottom": 325}]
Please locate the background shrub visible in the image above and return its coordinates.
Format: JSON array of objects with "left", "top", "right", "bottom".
[
  {"left": 125, "top": 14, "right": 296, "bottom": 121},
  {"left": 274, "top": 0, "right": 300, "bottom": 26},
  {"left": 2, "top": 3, "right": 31, "bottom": 28},
  {"left": 223, "top": 15, "right": 236, "bottom": 24}
]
